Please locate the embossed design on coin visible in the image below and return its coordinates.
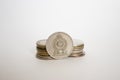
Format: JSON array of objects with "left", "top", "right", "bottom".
[
  {"left": 53, "top": 34, "right": 67, "bottom": 56},
  {"left": 46, "top": 32, "right": 73, "bottom": 59}
]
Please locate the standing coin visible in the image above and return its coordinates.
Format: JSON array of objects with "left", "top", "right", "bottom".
[{"left": 46, "top": 32, "right": 73, "bottom": 59}]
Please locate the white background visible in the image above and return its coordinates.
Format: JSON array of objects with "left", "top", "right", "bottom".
[{"left": 0, "top": 0, "right": 120, "bottom": 80}]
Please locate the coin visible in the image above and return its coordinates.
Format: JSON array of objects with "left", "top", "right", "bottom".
[{"left": 46, "top": 32, "right": 73, "bottom": 59}]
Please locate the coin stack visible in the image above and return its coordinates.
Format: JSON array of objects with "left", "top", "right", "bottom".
[
  {"left": 36, "top": 39, "right": 85, "bottom": 59},
  {"left": 36, "top": 32, "right": 85, "bottom": 59}
]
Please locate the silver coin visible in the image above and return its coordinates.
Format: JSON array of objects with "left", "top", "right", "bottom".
[{"left": 46, "top": 32, "right": 73, "bottom": 59}]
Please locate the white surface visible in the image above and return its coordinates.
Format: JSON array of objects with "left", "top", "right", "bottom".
[{"left": 0, "top": 0, "right": 120, "bottom": 80}]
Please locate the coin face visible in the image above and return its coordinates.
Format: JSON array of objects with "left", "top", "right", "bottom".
[{"left": 46, "top": 32, "right": 73, "bottom": 59}]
